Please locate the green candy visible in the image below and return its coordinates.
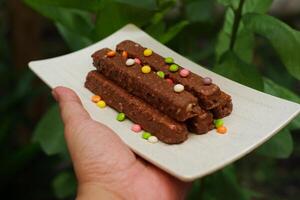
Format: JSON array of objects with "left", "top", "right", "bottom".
[
  {"left": 169, "top": 64, "right": 179, "bottom": 72},
  {"left": 165, "top": 57, "right": 174, "bottom": 64},
  {"left": 142, "top": 132, "right": 152, "bottom": 139},
  {"left": 214, "top": 119, "right": 224, "bottom": 128},
  {"left": 116, "top": 112, "right": 126, "bottom": 121},
  {"left": 156, "top": 71, "right": 165, "bottom": 78}
]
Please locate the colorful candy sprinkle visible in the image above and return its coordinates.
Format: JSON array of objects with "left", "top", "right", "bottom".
[
  {"left": 97, "top": 100, "right": 106, "bottom": 108},
  {"left": 144, "top": 48, "right": 153, "bottom": 57},
  {"left": 214, "top": 119, "right": 224, "bottom": 128},
  {"left": 156, "top": 71, "right": 165, "bottom": 78},
  {"left": 91, "top": 95, "right": 101, "bottom": 103},
  {"left": 141, "top": 65, "right": 151, "bottom": 73},
  {"left": 122, "top": 51, "right": 128, "bottom": 58},
  {"left": 165, "top": 57, "right": 174, "bottom": 64},
  {"left": 179, "top": 69, "right": 190, "bottom": 77},
  {"left": 174, "top": 84, "right": 184, "bottom": 93},
  {"left": 169, "top": 64, "right": 179, "bottom": 72},
  {"left": 217, "top": 126, "right": 227, "bottom": 134},
  {"left": 106, "top": 50, "right": 116, "bottom": 57},
  {"left": 148, "top": 136, "right": 158, "bottom": 143},
  {"left": 131, "top": 124, "right": 142, "bottom": 132},
  {"left": 166, "top": 78, "right": 173, "bottom": 85},
  {"left": 142, "top": 132, "right": 152, "bottom": 139},
  {"left": 126, "top": 58, "right": 135, "bottom": 66},
  {"left": 203, "top": 77, "right": 212, "bottom": 85},
  {"left": 116, "top": 112, "right": 126, "bottom": 121},
  {"left": 134, "top": 58, "right": 141, "bottom": 64}
]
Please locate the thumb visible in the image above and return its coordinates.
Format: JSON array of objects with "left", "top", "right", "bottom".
[{"left": 52, "top": 86, "right": 90, "bottom": 126}]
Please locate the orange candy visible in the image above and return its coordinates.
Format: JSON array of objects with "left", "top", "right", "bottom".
[
  {"left": 122, "top": 51, "right": 128, "bottom": 58},
  {"left": 217, "top": 126, "right": 227, "bottom": 134},
  {"left": 107, "top": 50, "right": 116, "bottom": 57},
  {"left": 91, "top": 95, "right": 101, "bottom": 103}
]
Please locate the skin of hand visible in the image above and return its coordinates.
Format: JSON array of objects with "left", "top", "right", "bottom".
[{"left": 52, "top": 86, "right": 191, "bottom": 200}]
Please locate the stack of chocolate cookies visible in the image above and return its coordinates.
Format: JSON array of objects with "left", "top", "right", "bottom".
[{"left": 85, "top": 40, "right": 232, "bottom": 144}]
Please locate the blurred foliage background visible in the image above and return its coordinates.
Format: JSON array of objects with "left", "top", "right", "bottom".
[{"left": 1, "top": 0, "right": 300, "bottom": 199}]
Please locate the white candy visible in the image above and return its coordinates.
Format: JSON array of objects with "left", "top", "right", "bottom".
[
  {"left": 173, "top": 84, "right": 184, "bottom": 93},
  {"left": 148, "top": 136, "right": 158, "bottom": 143},
  {"left": 126, "top": 58, "right": 135, "bottom": 66}
]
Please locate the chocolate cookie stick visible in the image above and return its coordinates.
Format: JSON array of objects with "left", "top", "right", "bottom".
[
  {"left": 85, "top": 71, "right": 188, "bottom": 144},
  {"left": 212, "top": 92, "right": 232, "bottom": 119},
  {"left": 187, "top": 107, "right": 214, "bottom": 134},
  {"left": 92, "top": 48, "right": 199, "bottom": 122},
  {"left": 116, "top": 40, "right": 232, "bottom": 117}
]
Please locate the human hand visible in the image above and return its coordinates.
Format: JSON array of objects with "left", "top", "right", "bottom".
[{"left": 52, "top": 86, "right": 191, "bottom": 200}]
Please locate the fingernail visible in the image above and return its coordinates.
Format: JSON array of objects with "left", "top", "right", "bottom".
[{"left": 52, "top": 89, "right": 58, "bottom": 101}]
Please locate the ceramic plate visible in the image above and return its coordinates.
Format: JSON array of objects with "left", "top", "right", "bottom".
[{"left": 29, "top": 24, "right": 300, "bottom": 181}]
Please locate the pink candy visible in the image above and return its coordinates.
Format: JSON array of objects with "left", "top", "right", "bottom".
[
  {"left": 165, "top": 78, "right": 173, "bottom": 85},
  {"left": 179, "top": 69, "right": 190, "bottom": 77},
  {"left": 134, "top": 58, "right": 141, "bottom": 65},
  {"left": 131, "top": 124, "right": 142, "bottom": 132}
]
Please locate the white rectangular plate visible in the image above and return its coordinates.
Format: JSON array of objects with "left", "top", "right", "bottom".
[{"left": 29, "top": 24, "right": 300, "bottom": 181}]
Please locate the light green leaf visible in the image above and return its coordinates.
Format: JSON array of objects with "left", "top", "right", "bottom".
[
  {"left": 23, "top": 0, "right": 101, "bottom": 12},
  {"left": 114, "top": 0, "right": 157, "bottom": 10},
  {"left": 256, "top": 128, "right": 293, "bottom": 158},
  {"left": 243, "top": 13, "right": 300, "bottom": 80},
  {"left": 52, "top": 171, "right": 77, "bottom": 199},
  {"left": 214, "top": 51, "right": 264, "bottom": 90},
  {"left": 263, "top": 78, "right": 300, "bottom": 129},
  {"left": 33, "top": 105, "right": 68, "bottom": 156},
  {"left": 185, "top": 0, "right": 214, "bottom": 23},
  {"left": 159, "top": 21, "right": 189, "bottom": 44}
]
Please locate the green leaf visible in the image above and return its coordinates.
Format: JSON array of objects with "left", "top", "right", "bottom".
[
  {"left": 214, "top": 51, "right": 264, "bottom": 90},
  {"left": 94, "top": 2, "right": 153, "bottom": 39},
  {"left": 159, "top": 21, "right": 189, "bottom": 44},
  {"left": 185, "top": 0, "right": 214, "bottom": 23},
  {"left": 243, "top": 13, "right": 300, "bottom": 80},
  {"left": 145, "top": 21, "right": 166, "bottom": 40},
  {"left": 56, "top": 23, "right": 93, "bottom": 51},
  {"left": 33, "top": 105, "right": 68, "bottom": 156},
  {"left": 215, "top": 0, "right": 273, "bottom": 64},
  {"left": 243, "top": 0, "right": 273, "bottom": 14},
  {"left": 215, "top": 8, "right": 254, "bottom": 63},
  {"left": 217, "top": 0, "right": 239, "bottom": 9},
  {"left": 256, "top": 128, "right": 293, "bottom": 158},
  {"left": 202, "top": 165, "right": 254, "bottom": 200},
  {"left": 23, "top": 0, "right": 101, "bottom": 12},
  {"left": 52, "top": 171, "right": 77, "bottom": 199},
  {"left": 24, "top": 0, "right": 94, "bottom": 41},
  {"left": 263, "top": 78, "right": 300, "bottom": 129},
  {"left": 114, "top": 0, "right": 157, "bottom": 10}
]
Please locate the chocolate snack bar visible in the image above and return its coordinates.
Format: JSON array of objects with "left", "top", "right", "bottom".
[
  {"left": 187, "top": 107, "right": 214, "bottom": 134},
  {"left": 212, "top": 92, "right": 233, "bottom": 119},
  {"left": 116, "top": 40, "right": 232, "bottom": 115},
  {"left": 85, "top": 71, "right": 188, "bottom": 144},
  {"left": 92, "top": 48, "right": 199, "bottom": 122}
]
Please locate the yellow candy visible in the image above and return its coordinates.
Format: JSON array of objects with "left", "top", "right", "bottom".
[
  {"left": 141, "top": 65, "right": 151, "bottom": 73},
  {"left": 143, "top": 48, "right": 153, "bottom": 56},
  {"left": 97, "top": 100, "right": 106, "bottom": 108}
]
